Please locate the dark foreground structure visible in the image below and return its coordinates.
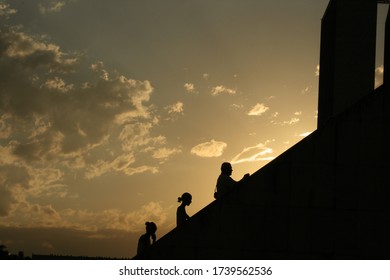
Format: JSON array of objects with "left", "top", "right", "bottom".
[{"left": 135, "top": 0, "right": 390, "bottom": 259}]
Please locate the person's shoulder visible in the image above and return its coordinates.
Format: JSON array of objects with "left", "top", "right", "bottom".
[
  {"left": 138, "top": 233, "right": 148, "bottom": 241},
  {"left": 218, "top": 173, "right": 229, "bottom": 180}
]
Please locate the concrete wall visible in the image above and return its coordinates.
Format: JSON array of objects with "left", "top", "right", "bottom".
[
  {"left": 385, "top": 7, "right": 390, "bottom": 86},
  {"left": 317, "top": 0, "right": 377, "bottom": 127},
  {"left": 135, "top": 85, "right": 390, "bottom": 259}
]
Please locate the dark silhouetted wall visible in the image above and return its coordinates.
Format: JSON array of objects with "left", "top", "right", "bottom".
[
  {"left": 318, "top": 0, "right": 377, "bottom": 127},
  {"left": 385, "top": 7, "right": 390, "bottom": 86}
]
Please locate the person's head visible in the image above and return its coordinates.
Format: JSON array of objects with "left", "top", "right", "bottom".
[
  {"left": 145, "top": 222, "right": 157, "bottom": 236},
  {"left": 178, "top": 192, "right": 192, "bottom": 206},
  {"left": 221, "top": 162, "right": 233, "bottom": 176}
]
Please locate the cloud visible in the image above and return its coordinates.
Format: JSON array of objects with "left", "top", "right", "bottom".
[
  {"left": 118, "top": 122, "right": 165, "bottom": 152},
  {"left": 39, "top": 1, "right": 67, "bottom": 14},
  {"left": 231, "top": 142, "right": 275, "bottom": 164},
  {"left": 281, "top": 117, "right": 300, "bottom": 125},
  {"left": 0, "top": 164, "right": 30, "bottom": 216},
  {"left": 2, "top": 28, "right": 78, "bottom": 73},
  {"left": 231, "top": 103, "right": 244, "bottom": 110},
  {"left": 248, "top": 103, "right": 269, "bottom": 116},
  {"left": 0, "top": 2, "right": 17, "bottom": 18},
  {"left": 42, "top": 76, "right": 74, "bottom": 92},
  {"left": 202, "top": 73, "right": 209, "bottom": 80},
  {"left": 122, "top": 165, "right": 159, "bottom": 176},
  {"left": 315, "top": 64, "right": 320, "bottom": 76},
  {"left": 184, "top": 83, "right": 197, "bottom": 94},
  {"left": 0, "top": 200, "right": 168, "bottom": 233},
  {"left": 0, "top": 14, "right": 181, "bottom": 226},
  {"left": 211, "top": 85, "right": 236, "bottom": 96},
  {"left": 152, "top": 147, "right": 181, "bottom": 160},
  {"left": 85, "top": 153, "right": 136, "bottom": 179},
  {"left": 375, "top": 65, "right": 384, "bottom": 89},
  {"left": 270, "top": 112, "right": 300, "bottom": 126},
  {"left": 90, "top": 61, "right": 110, "bottom": 81},
  {"left": 26, "top": 166, "right": 65, "bottom": 196},
  {"left": 0, "top": 114, "right": 12, "bottom": 139},
  {"left": 166, "top": 102, "right": 184, "bottom": 114},
  {"left": 190, "top": 139, "right": 227, "bottom": 158}
]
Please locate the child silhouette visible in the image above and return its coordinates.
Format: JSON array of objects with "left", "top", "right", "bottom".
[{"left": 137, "top": 221, "right": 157, "bottom": 255}]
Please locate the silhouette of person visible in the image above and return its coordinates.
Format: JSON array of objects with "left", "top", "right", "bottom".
[
  {"left": 215, "top": 162, "right": 250, "bottom": 198},
  {"left": 177, "top": 192, "right": 192, "bottom": 227},
  {"left": 137, "top": 222, "right": 157, "bottom": 255}
]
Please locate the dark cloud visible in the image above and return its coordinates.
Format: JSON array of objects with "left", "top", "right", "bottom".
[
  {"left": 0, "top": 13, "right": 171, "bottom": 227},
  {"left": 0, "top": 25, "right": 154, "bottom": 160},
  {"left": 0, "top": 165, "right": 29, "bottom": 216}
]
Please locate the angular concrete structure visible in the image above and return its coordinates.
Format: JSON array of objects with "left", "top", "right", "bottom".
[
  {"left": 133, "top": 1, "right": 390, "bottom": 260},
  {"left": 317, "top": 0, "right": 377, "bottom": 127},
  {"left": 385, "top": 6, "right": 390, "bottom": 86}
]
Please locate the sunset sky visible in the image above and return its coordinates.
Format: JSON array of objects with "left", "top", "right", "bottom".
[{"left": 0, "top": 0, "right": 388, "bottom": 258}]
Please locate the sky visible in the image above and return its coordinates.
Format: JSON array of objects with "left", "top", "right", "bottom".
[{"left": 0, "top": 0, "right": 388, "bottom": 258}]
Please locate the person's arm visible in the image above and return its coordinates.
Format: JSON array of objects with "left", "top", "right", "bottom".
[{"left": 237, "top": 173, "right": 250, "bottom": 186}]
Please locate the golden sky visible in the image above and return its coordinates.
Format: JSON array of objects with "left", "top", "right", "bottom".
[{"left": 0, "top": 0, "right": 387, "bottom": 258}]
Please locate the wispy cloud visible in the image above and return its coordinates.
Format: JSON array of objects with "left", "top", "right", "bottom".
[
  {"left": 85, "top": 153, "right": 136, "bottom": 179},
  {"left": 190, "top": 139, "right": 227, "bottom": 158},
  {"left": 152, "top": 147, "right": 181, "bottom": 160},
  {"left": 211, "top": 85, "right": 236, "bottom": 96},
  {"left": 231, "top": 142, "right": 275, "bottom": 164},
  {"left": 0, "top": 14, "right": 179, "bottom": 222},
  {"left": 0, "top": 114, "right": 12, "bottom": 139},
  {"left": 270, "top": 112, "right": 301, "bottom": 126},
  {"left": 0, "top": 3, "right": 17, "bottom": 18},
  {"left": 118, "top": 122, "right": 166, "bottom": 152},
  {"left": 248, "top": 103, "right": 269, "bottom": 116},
  {"left": 281, "top": 117, "right": 300, "bottom": 125},
  {"left": 0, "top": 200, "right": 168, "bottom": 233},
  {"left": 39, "top": 1, "right": 67, "bottom": 14},
  {"left": 231, "top": 103, "right": 244, "bottom": 110}
]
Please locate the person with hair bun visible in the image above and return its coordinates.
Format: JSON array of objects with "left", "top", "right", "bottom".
[
  {"left": 176, "top": 192, "right": 192, "bottom": 227},
  {"left": 137, "top": 221, "right": 157, "bottom": 255}
]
